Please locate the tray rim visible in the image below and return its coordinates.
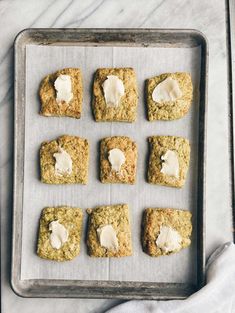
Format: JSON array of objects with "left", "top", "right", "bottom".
[{"left": 12, "top": 27, "right": 208, "bottom": 300}]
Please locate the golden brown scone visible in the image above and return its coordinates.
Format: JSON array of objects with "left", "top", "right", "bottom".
[
  {"left": 146, "top": 72, "right": 193, "bottom": 121},
  {"left": 39, "top": 68, "right": 83, "bottom": 118},
  {"left": 147, "top": 136, "right": 190, "bottom": 188},
  {"left": 86, "top": 204, "right": 132, "bottom": 257},
  {"left": 142, "top": 208, "right": 192, "bottom": 257},
  {"left": 40, "top": 135, "right": 89, "bottom": 184},
  {"left": 100, "top": 136, "right": 138, "bottom": 184},
  {"left": 92, "top": 68, "right": 138, "bottom": 122},
  {"left": 37, "top": 206, "right": 83, "bottom": 261}
]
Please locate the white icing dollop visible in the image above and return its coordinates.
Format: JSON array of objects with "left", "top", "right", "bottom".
[
  {"left": 102, "top": 75, "right": 125, "bottom": 107},
  {"left": 49, "top": 220, "right": 68, "bottom": 249},
  {"left": 152, "top": 77, "right": 182, "bottom": 102},
  {"left": 160, "top": 150, "right": 179, "bottom": 178},
  {"left": 97, "top": 225, "right": 119, "bottom": 251},
  {"left": 108, "top": 148, "right": 126, "bottom": 172},
  {"left": 156, "top": 225, "right": 182, "bottom": 253},
  {"left": 54, "top": 74, "right": 73, "bottom": 104},
  {"left": 53, "top": 146, "right": 72, "bottom": 176}
]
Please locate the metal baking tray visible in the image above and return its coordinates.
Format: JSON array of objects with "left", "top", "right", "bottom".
[{"left": 12, "top": 28, "right": 208, "bottom": 299}]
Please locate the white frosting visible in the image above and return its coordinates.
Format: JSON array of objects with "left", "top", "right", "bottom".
[
  {"left": 108, "top": 148, "right": 125, "bottom": 172},
  {"left": 102, "top": 75, "right": 125, "bottom": 107},
  {"left": 160, "top": 150, "right": 179, "bottom": 178},
  {"left": 152, "top": 77, "right": 182, "bottom": 102},
  {"left": 49, "top": 220, "right": 68, "bottom": 249},
  {"left": 54, "top": 74, "right": 73, "bottom": 103},
  {"left": 97, "top": 225, "right": 119, "bottom": 251},
  {"left": 156, "top": 225, "right": 182, "bottom": 253},
  {"left": 53, "top": 146, "right": 72, "bottom": 176}
]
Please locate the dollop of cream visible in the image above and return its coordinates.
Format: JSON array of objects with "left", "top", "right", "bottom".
[
  {"left": 53, "top": 146, "right": 72, "bottom": 176},
  {"left": 108, "top": 148, "right": 126, "bottom": 172},
  {"left": 152, "top": 77, "right": 182, "bottom": 102},
  {"left": 54, "top": 74, "right": 73, "bottom": 104},
  {"left": 49, "top": 220, "right": 68, "bottom": 249},
  {"left": 102, "top": 75, "right": 125, "bottom": 107},
  {"left": 156, "top": 225, "right": 182, "bottom": 253},
  {"left": 97, "top": 225, "right": 119, "bottom": 251},
  {"left": 160, "top": 150, "right": 179, "bottom": 178}
]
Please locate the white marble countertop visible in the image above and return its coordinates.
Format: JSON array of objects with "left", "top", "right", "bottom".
[{"left": 0, "top": 0, "right": 233, "bottom": 312}]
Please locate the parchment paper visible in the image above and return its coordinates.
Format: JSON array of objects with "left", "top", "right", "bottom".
[{"left": 21, "top": 44, "right": 201, "bottom": 284}]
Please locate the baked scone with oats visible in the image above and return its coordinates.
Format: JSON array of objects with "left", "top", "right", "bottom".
[
  {"left": 142, "top": 208, "right": 192, "bottom": 257},
  {"left": 146, "top": 72, "right": 193, "bottom": 121},
  {"left": 86, "top": 204, "right": 132, "bottom": 257},
  {"left": 37, "top": 206, "right": 83, "bottom": 261},
  {"left": 100, "top": 136, "right": 138, "bottom": 184},
  {"left": 39, "top": 68, "right": 83, "bottom": 118},
  {"left": 147, "top": 136, "right": 190, "bottom": 188},
  {"left": 92, "top": 68, "right": 138, "bottom": 122},
  {"left": 40, "top": 135, "right": 89, "bottom": 184}
]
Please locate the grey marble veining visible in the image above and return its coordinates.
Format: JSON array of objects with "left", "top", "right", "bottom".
[{"left": 0, "top": 0, "right": 233, "bottom": 312}]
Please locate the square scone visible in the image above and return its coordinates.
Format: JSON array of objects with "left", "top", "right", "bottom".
[
  {"left": 40, "top": 135, "right": 89, "bottom": 184},
  {"left": 142, "top": 208, "right": 192, "bottom": 257},
  {"left": 100, "top": 136, "right": 138, "bottom": 184},
  {"left": 92, "top": 68, "right": 138, "bottom": 122},
  {"left": 146, "top": 72, "right": 193, "bottom": 121},
  {"left": 147, "top": 136, "right": 190, "bottom": 188},
  {"left": 37, "top": 206, "right": 83, "bottom": 261},
  {"left": 86, "top": 204, "right": 132, "bottom": 257},
  {"left": 39, "top": 68, "right": 83, "bottom": 118}
]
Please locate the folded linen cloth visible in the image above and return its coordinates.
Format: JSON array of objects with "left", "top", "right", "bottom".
[{"left": 106, "top": 242, "right": 235, "bottom": 313}]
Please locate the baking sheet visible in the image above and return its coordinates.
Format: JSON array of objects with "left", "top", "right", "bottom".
[{"left": 21, "top": 44, "right": 200, "bottom": 284}]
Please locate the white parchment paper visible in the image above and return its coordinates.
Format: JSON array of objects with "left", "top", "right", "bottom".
[{"left": 21, "top": 44, "right": 201, "bottom": 284}]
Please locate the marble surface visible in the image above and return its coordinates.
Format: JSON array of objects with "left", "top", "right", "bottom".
[{"left": 0, "top": 0, "right": 233, "bottom": 312}]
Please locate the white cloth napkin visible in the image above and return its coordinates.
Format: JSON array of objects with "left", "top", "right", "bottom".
[{"left": 106, "top": 242, "right": 235, "bottom": 313}]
